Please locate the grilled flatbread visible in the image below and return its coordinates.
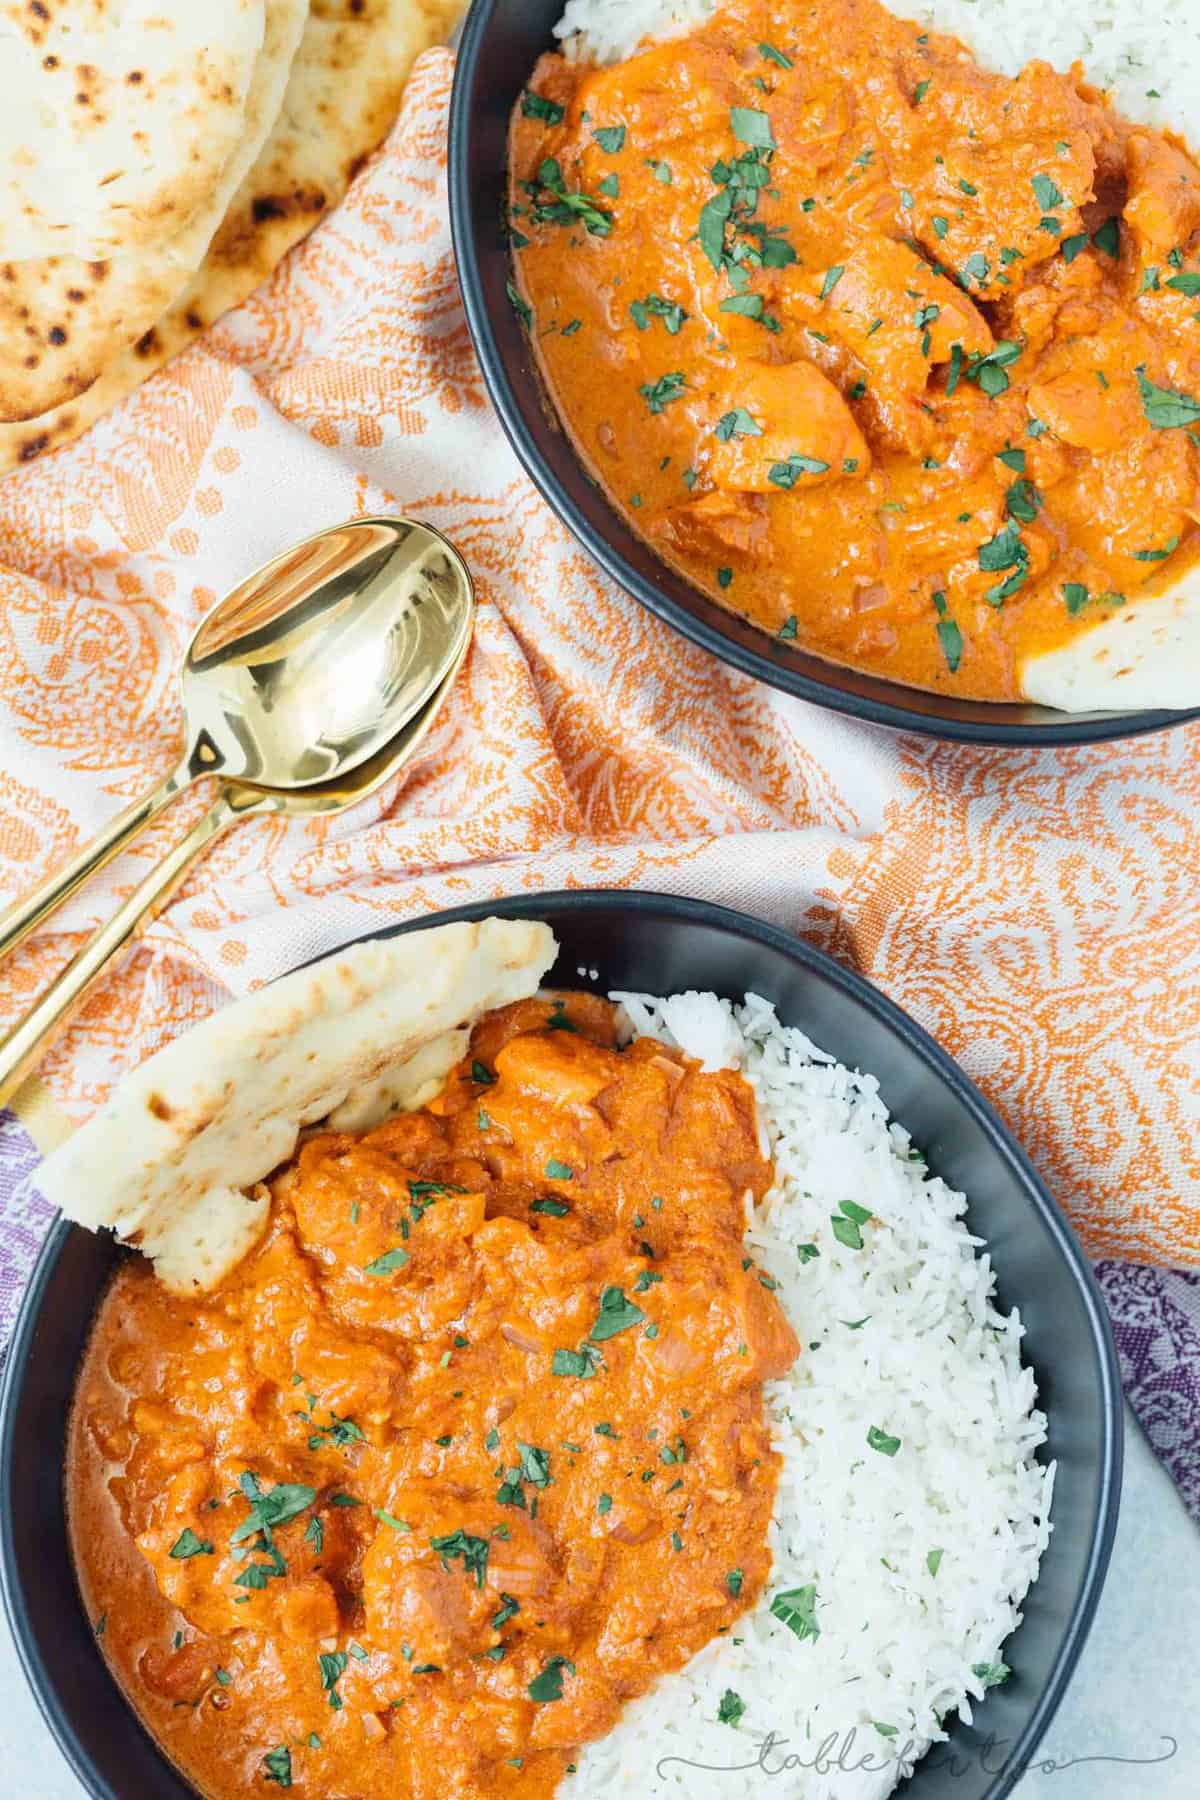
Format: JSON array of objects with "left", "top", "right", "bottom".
[
  {"left": 36, "top": 918, "right": 557, "bottom": 1295},
  {"left": 0, "top": 0, "right": 308, "bottom": 422},
  {"left": 0, "top": 0, "right": 462, "bottom": 457},
  {"left": 0, "top": 0, "right": 266, "bottom": 261}
]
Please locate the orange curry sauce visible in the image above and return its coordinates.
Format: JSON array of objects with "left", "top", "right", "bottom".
[
  {"left": 68, "top": 993, "right": 798, "bottom": 1799},
  {"left": 509, "top": 0, "right": 1200, "bottom": 699}
]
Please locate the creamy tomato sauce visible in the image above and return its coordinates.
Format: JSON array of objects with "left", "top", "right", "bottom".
[
  {"left": 509, "top": 0, "right": 1200, "bottom": 700},
  {"left": 68, "top": 993, "right": 798, "bottom": 1798}
]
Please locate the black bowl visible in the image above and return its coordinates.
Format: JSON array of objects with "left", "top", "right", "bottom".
[
  {"left": 1, "top": 891, "right": 1121, "bottom": 1799},
  {"left": 448, "top": 0, "right": 1199, "bottom": 745}
]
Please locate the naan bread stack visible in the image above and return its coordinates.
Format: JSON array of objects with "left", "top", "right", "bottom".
[{"left": 0, "top": 0, "right": 462, "bottom": 473}]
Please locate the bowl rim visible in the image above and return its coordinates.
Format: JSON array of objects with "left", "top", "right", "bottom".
[
  {"left": 0, "top": 888, "right": 1123, "bottom": 1800},
  {"left": 446, "top": 0, "right": 1200, "bottom": 746}
]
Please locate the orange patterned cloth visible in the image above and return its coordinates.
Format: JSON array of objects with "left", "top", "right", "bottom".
[{"left": 0, "top": 50, "right": 1197, "bottom": 1267}]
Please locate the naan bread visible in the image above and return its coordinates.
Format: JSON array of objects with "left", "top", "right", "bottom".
[
  {"left": 1021, "top": 577, "right": 1200, "bottom": 710},
  {"left": 0, "top": 0, "right": 308, "bottom": 423},
  {"left": 0, "top": 0, "right": 266, "bottom": 262},
  {"left": 0, "top": 0, "right": 463, "bottom": 459},
  {"left": 36, "top": 918, "right": 557, "bottom": 1295}
]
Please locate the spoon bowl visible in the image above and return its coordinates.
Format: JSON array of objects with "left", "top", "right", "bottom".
[
  {"left": 0, "top": 516, "right": 474, "bottom": 967},
  {"left": 186, "top": 518, "right": 474, "bottom": 788}
]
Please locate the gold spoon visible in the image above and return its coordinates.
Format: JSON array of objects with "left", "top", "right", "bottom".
[
  {"left": 0, "top": 633, "right": 470, "bottom": 1111},
  {"left": 0, "top": 516, "right": 473, "bottom": 966}
]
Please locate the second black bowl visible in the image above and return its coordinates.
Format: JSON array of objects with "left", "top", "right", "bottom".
[
  {"left": 2, "top": 891, "right": 1120, "bottom": 1799},
  {"left": 448, "top": 0, "right": 1198, "bottom": 744}
]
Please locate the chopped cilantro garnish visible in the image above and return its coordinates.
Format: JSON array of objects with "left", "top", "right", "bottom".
[
  {"left": 588, "top": 1285, "right": 646, "bottom": 1341},
  {"left": 769, "top": 454, "right": 830, "bottom": 487},
  {"left": 831, "top": 1198, "right": 873, "bottom": 1249},
  {"left": 715, "top": 406, "right": 762, "bottom": 441},
  {"left": 1031, "top": 172, "right": 1064, "bottom": 211},
  {"left": 521, "top": 90, "right": 564, "bottom": 125},
  {"left": 591, "top": 125, "right": 625, "bottom": 153},
  {"left": 1093, "top": 217, "right": 1120, "bottom": 258},
  {"left": 717, "top": 1688, "right": 746, "bottom": 1727},
  {"left": 374, "top": 1510, "right": 412, "bottom": 1534},
  {"left": 263, "top": 1747, "right": 292, "bottom": 1787},
  {"left": 528, "top": 1656, "right": 575, "bottom": 1703},
  {"left": 169, "top": 1528, "right": 213, "bottom": 1560},
  {"left": 1005, "top": 478, "right": 1041, "bottom": 524},
  {"left": 730, "top": 106, "right": 774, "bottom": 149},
  {"left": 629, "top": 294, "right": 688, "bottom": 335},
  {"left": 363, "top": 1247, "right": 409, "bottom": 1277},
  {"left": 771, "top": 1584, "right": 820, "bottom": 1642},
  {"left": 819, "top": 264, "right": 845, "bottom": 301},
  {"left": 1136, "top": 366, "right": 1200, "bottom": 429},
  {"left": 867, "top": 1425, "right": 902, "bottom": 1457},
  {"left": 638, "top": 371, "right": 687, "bottom": 414},
  {"left": 430, "top": 1529, "right": 491, "bottom": 1589}
]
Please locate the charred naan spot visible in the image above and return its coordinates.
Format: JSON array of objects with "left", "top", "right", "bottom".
[
  {"left": 134, "top": 328, "right": 160, "bottom": 357},
  {"left": 88, "top": 262, "right": 109, "bottom": 282},
  {"left": 146, "top": 1094, "right": 174, "bottom": 1123},
  {"left": 66, "top": 287, "right": 85, "bottom": 302},
  {"left": 48, "top": 326, "right": 67, "bottom": 345},
  {"left": 126, "top": 70, "right": 144, "bottom": 85},
  {"left": 22, "top": 354, "right": 38, "bottom": 369},
  {"left": 350, "top": 0, "right": 367, "bottom": 14},
  {"left": 347, "top": 153, "right": 370, "bottom": 183},
  {"left": 251, "top": 196, "right": 288, "bottom": 223},
  {"left": 18, "top": 434, "right": 49, "bottom": 463},
  {"left": 185, "top": 311, "right": 203, "bottom": 331},
  {"left": 42, "top": 53, "right": 58, "bottom": 69}
]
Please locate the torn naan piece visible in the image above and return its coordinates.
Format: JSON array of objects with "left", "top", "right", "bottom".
[{"left": 36, "top": 918, "right": 557, "bottom": 1295}]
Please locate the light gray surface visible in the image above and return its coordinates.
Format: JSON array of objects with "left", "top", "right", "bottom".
[{"left": 0, "top": 1404, "right": 1193, "bottom": 1796}]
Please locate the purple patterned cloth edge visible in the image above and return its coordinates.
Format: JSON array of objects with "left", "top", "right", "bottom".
[{"left": 2, "top": 1111, "right": 1198, "bottom": 1523}]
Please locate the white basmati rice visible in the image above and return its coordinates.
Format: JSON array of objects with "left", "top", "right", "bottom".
[
  {"left": 566, "top": 988, "right": 1054, "bottom": 1799},
  {"left": 553, "top": 0, "right": 1200, "bottom": 137}
]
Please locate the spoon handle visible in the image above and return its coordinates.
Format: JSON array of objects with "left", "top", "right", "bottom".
[
  {"left": 0, "top": 755, "right": 194, "bottom": 971},
  {"left": 0, "top": 785, "right": 271, "bottom": 1113}
]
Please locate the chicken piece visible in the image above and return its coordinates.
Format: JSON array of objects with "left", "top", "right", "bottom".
[
  {"left": 361, "top": 1487, "right": 565, "bottom": 1667},
  {"left": 137, "top": 1464, "right": 354, "bottom": 1641},
  {"left": 708, "top": 358, "right": 871, "bottom": 492},
  {"left": 1037, "top": 429, "right": 1198, "bottom": 591},
  {"left": 571, "top": 37, "right": 737, "bottom": 159},
  {"left": 467, "top": 993, "right": 620, "bottom": 1070},
  {"left": 638, "top": 1243, "right": 799, "bottom": 1403},
  {"left": 289, "top": 1320, "right": 408, "bottom": 1436},
  {"left": 822, "top": 239, "right": 992, "bottom": 453},
  {"left": 493, "top": 1030, "right": 619, "bottom": 1109},
  {"left": 652, "top": 488, "right": 772, "bottom": 565},
  {"left": 1026, "top": 318, "right": 1154, "bottom": 455},
  {"left": 912, "top": 63, "right": 1096, "bottom": 296},
  {"left": 1123, "top": 133, "right": 1200, "bottom": 266}
]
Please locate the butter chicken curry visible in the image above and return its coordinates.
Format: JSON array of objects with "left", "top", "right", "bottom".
[
  {"left": 69, "top": 993, "right": 798, "bottom": 1797},
  {"left": 508, "top": 0, "right": 1200, "bottom": 699}
]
